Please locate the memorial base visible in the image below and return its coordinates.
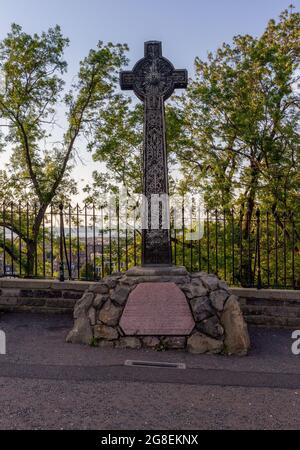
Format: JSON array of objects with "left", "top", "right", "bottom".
[{"left": 66, "top": 266, "right": 250, "bottom": 356}]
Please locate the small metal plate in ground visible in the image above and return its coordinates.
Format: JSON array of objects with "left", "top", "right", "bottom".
[{"left": 124, "top": 360, "right": 186, "bottom": 370}]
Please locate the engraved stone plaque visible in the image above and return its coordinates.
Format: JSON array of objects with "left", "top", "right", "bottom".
[{"left": 119, "top": 282, "right": 195, "bottom": 336}]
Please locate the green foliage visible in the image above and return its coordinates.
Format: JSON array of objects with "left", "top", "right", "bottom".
[
  {"left": 80, "top": 262, "right": 95, "bottom": 281},
  {"left": 86, "top": 8, "right": 300, "bottom": 220},
  {"left": 0, "top": 24, "right": 128, "bottom": 274},
  {"left": 177, "top": 7, "right": 300, "bottom": 215},
  {"left": 90, "top": 337, "right": 100, "bottom": 347},
  {"left": 84, "top": 95, "right": 143, "bottom": 200},
  {"left": 84, "top": 96, "right": 188, "bottom": 201}
]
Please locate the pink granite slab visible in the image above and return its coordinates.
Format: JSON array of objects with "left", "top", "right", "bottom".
[{"left": 119, "top": 282, "right": 195, "bottom": 336}]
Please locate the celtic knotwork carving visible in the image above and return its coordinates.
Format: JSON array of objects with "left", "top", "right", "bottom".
[
  {"left": 143, "top": 230, "right": 171, "bottom": 265},
  {"left": 133, "top": 57, "right": 174, "bottom": 101}
]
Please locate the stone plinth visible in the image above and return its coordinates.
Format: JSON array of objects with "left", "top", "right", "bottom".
[
  {"left": 120, "top": 282, "right": 195, "bottom": 336},
  {"left": 66, "top": 266, "right": 251, "bottom": 356},
  {"left": 126, "top": 266, "right": 188, "bottom": 277}
]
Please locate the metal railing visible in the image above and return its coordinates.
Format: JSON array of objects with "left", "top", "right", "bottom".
[{"left": 0, "top": 202, "right": 299, "bottom": 289}]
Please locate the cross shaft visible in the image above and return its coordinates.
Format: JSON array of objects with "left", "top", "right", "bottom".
[{"left": 120, "top": 41, "right": 188, "bottom": 266}]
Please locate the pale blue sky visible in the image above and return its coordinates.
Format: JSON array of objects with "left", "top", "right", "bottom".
[{"left": 0, "top": 0, "right": 299, "bottom": 201}]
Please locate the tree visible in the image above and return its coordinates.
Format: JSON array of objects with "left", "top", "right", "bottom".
[
  {"left": 176, "top": 7, "right": 300, "bottom": 220},
  {"left": 0, "top": 24, "right": 128, "bottom": 275},
  {"left": 172, "top": 7, "right": 300, "bottom": 285},
  {"left": 84, "top": 95, "right": 187, "bottom": 202},
  {"left": 84, "top": 95, "right": 144, "bottom": 201}
]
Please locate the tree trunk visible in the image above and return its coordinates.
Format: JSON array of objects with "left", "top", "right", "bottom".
[
  {"left": 25, "top": 240, "right": 36, "bottom": 277},
  {"left": 240, "top": 164, "right": 260, "bottom": 286},
  {"left": 242, "top": 167, "right": 259, "bottom": 239},
  {"left": 25, "top": 203, "right": 48, "bottom": 277}
]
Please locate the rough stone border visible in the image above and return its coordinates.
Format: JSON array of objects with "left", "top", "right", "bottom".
[{"left": 66, "top": 269, "right": 250, "bottom": 356}]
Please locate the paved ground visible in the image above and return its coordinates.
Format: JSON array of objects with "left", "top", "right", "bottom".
[{"left": 0, "top": 312, "right": 299, "bottom": 430}]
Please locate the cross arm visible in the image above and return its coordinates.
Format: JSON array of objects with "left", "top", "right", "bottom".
[
  {"left": 120, "top": 71, "right": 135, "bottom": 90},
  {"left": 172, "top": 69, "right": 188, "bottom": 89}
]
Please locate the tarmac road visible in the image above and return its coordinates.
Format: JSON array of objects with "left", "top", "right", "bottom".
[{"left": 0, "top": 313, "right": 299, "bottom": 430}]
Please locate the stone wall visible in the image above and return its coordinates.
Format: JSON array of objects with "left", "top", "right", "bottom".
[
  {"left": 0, "top": 279, "right": 91, "bottom": 314},
  {"left": 232, "top": 288, "right": 300, "bottom": 328},
  {"left": 0, "top": 279, "right": 299, "bottom": 329}
]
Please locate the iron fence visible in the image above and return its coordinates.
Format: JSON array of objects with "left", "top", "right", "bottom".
[{"left": 0, "top": 202, "right": 299, "bottom": 289}]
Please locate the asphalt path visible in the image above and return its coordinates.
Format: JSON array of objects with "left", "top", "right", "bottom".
[{"left": 0, "top": 313, "right": 299, "bottom": 430}]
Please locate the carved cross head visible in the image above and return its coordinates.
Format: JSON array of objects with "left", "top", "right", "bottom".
[{"left": 120, "top": 41, "right": 188, "bottom": 101}]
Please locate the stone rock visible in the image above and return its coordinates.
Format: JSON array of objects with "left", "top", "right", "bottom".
[
  {"left": 74, "top": 293, "right": 94, "bottom": 319},
  {"left": 187, "top": 332, "right": 223, "bottom": 354},
  {"left": 98, "top": 300, "right": 122, "bottom": 326},
  {"left": 103, "top": 274, "right": 122, "bottom": 289},
  {"left": 126, "top": 266, "right": 188, "bottom": 277},
  {"left": 200, "top": 274, "right": 219, "bottom": 291},
  {"left": 210, "top": 290, "right": 229, "bottom": 312},
  {"left": 66, "top": 316, "right": 93, "bottom": 345},
  {"left": 221, "top": 295, "right": 250, "bottom": 356},
  {"left": 115, "top": 337, "right": 142, "bottom": 349},
  {"left": 193, "top": 271, "right": 218, "bottom": 280},
  {"left": 119, "top": 276, "right": 138, "bottom": 287},
  {"left": 196, "top": 316, "right": 224, "bottom": 339},
  {"left": 218, "top": 280, "right": 231, "bottom": 292},
  {"left": 122, "top": 275, "right": 191, "bottom": 285},
  {"left": 88, "top": 307, "right": 96, "bottom": 326},
  {"left": 162, "top": 336, "right": 186, "bottom": 349},
  {"left": 181, "top": 283, "right": 208, "bottom": 299},
  {"left": 142, "top": 336, "right": 160, "bottom": 349},
  {"left": 111, "top": 285, "right": 132, "bottom": 305},
  {"left": 174, "top": 276, "right": 191, "bottom": 285},
  {"left": 94, "top": 294, "right": 108, "bottom": 309},
  {"left": 94, "top": 324, "right": 119, "bottom": 341},
  {"left": 111, "top": 272, "right": 123, "bottom": 278},
  {"left": 190, "top": 278, "right": 204, "bottom": 286},
  {"left": 88, "top": 284, "right": 109, "bottom": 295},
  {"left": 190, "top": 296, "right": 214, "bottom": 322},
  {"left": 190, "top": 272, "right": 203, "bottom": 278}
]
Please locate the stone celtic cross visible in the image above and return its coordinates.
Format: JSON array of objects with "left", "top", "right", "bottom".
[{"left": 120, "top": 41, "right": 188, "bottom": 266}]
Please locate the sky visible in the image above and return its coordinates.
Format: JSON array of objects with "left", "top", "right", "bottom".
[{"left": 0, "top": 0, "right": 299, "bottom": 202}]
